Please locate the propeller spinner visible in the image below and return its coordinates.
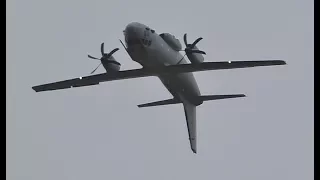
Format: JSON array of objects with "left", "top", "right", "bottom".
[{"left": 88, "top": 43, "right": 121, "bottom": 74}]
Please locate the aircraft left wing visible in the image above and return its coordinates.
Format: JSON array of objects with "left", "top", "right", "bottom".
[
  {"left": 162, "top": 60, "right": 286, "bottom": 73},
  {"left": 32, "top": 60, "right": 286, "bottom": 92}
]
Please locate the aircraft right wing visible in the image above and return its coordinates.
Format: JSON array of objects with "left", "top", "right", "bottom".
[
  {"left": 32, "top": 60, "right": 286, "bottom": 92},
  {"left": 32, "top": 68, "right": 156, "bottom": 92}
]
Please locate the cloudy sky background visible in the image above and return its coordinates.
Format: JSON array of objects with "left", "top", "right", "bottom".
[{"left": 7, "top": 0, "right": 313, "bottom": 179}]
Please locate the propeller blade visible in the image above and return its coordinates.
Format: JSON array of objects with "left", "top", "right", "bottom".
[
  {"left": 91, "top": 63, "right": 102, "bottom": 74},
  {"left": 88, "top": 55, "right": 100, "bottom": 60},
  {"left": 189, "top": 49, "right": 206, "bottom": 55},
  {"left": 183, "top": 33, "right": 188, "bottom": 46},
  {"left": 107, "top": 48, "right": 120, "bottom": 58},
  {"left": 191, "top": 37, "right": 203, "bottom": 48},
  {"left": 101, "top": 43, "right": 104, "bottom": 56}
]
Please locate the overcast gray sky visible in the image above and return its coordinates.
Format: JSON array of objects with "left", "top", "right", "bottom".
[{"left": 7, "top": 0, "right": 313, "bottom": 179}]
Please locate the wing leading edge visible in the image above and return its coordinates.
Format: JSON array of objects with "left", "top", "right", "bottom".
[
  {"left": 32, "top": 60, "right": 286, "bottom": 92},
  {"left": 32, "top": 68, "right": 154, "bottom": 92}
]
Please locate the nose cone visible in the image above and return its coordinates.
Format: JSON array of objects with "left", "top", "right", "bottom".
[
  {"left": 124, "top": 22, "right": 141, "bottom": 38},
  {"left": 124, "top": 23, "right": 136, "bottom": 36},
  {"left": 124, "top": 22, "right": 146, "bottom": 46}
]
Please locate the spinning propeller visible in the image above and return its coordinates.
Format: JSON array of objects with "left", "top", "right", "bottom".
[
  {"left": 88, "top": 43, "right": 120, "bottom": 74},
  {"left": 177, "top": 33, "right": 206, "bottom": 64},
  {"left": 183, "top": 33, "right": 206, "bottom": 55}
]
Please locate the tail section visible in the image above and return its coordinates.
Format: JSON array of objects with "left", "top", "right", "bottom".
[
  {"left": 138, "top": 94, "right": 245, "bottom": 154},
  {"left": 137, "top": 94, "right": 245, "bottom": 108},
  {"left": 182, "top": 99, "right": 197, "bottom": 153}
]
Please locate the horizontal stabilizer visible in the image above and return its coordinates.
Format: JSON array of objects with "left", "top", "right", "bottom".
[
  {"left": 137, "top": 98, "right": 180, "bottom": 108},
  {"left": 200, "top": 94, "right": 246, "bottom": 101},
  {"left": 137, "top": 94, "right": 245, "bottom": 108}
]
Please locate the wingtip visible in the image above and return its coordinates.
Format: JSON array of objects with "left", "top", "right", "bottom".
[
  {"left": 137, "top": 104, "right": 148, "bottom": 108},
  {"left": 32, "top": 86, "right": 39, "bottom": 92},
  {"left": 283, "top": 61, "right": 287, "bottom": 64},
  {"left": 235, "top": 94, "right": 246, "bottom": 98},
  {"left": 278, "top": 60, "right": 287, "bottom": 65}
]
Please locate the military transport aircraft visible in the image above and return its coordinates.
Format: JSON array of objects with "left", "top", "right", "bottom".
[{"left": 32, "top": 22, "right": 286, "bottom": 153}]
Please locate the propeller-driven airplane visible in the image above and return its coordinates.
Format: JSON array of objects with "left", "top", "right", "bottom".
[{"left": 32, "top": 22, "right": 286, "bottom": 153}]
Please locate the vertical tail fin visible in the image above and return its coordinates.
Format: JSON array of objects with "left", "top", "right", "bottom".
[{"left": 182, "top": 98, "right": 197, "bottom": 153}]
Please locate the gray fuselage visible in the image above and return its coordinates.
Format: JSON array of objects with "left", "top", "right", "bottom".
[{"left": 124, "top": 22, "right": 203, "bottom": 106}]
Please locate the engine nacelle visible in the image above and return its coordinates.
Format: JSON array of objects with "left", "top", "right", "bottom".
[
  {"left": 102, "top": 55, "right": 121, "bottom": 73},
  {"left": 186, "top": 45, "right": 204, "bottom": 64},
  {"left": 159, "top": 33, "right": 182, "bottom": 51}
]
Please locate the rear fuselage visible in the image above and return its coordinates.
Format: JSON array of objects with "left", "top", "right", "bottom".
[{"left": 124, "top": 22, "right": 203, "bottom": 106}]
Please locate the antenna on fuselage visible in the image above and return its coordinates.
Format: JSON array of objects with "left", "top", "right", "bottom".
[
  {"left": 119, "top": 39, "right": 128, "bottom": 52},
  {"left": 119, "top": 39, "right": 134, "bottom": 60}
]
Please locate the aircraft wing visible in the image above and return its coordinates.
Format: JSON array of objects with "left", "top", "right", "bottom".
[
  {"left": 32, "top": 68, "right": 157, "bottom": 92},
  {"left": 162, "top": 60, "right": 286, "bottom": 73},
  {"left": 32, "top": 60, "right": 286, "bottom": 92}
]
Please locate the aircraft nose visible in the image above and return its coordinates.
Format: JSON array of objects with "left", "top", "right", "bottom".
[
  {"left": 124, "top": 24, "right": 136, "bottom": 37},
  {"left": 124, "top": 22, "right": 144, "bottom": 45}
]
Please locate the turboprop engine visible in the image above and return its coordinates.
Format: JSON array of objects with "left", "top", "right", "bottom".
[
  {"left": 182, "top": 34, "right": 206, "bottom": 64},
  {"left": 159, "top": 33, "right": 182, "bottom": 51},
  {"left": 87, "top": 43, "right": 121, "bottom": 74}
]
